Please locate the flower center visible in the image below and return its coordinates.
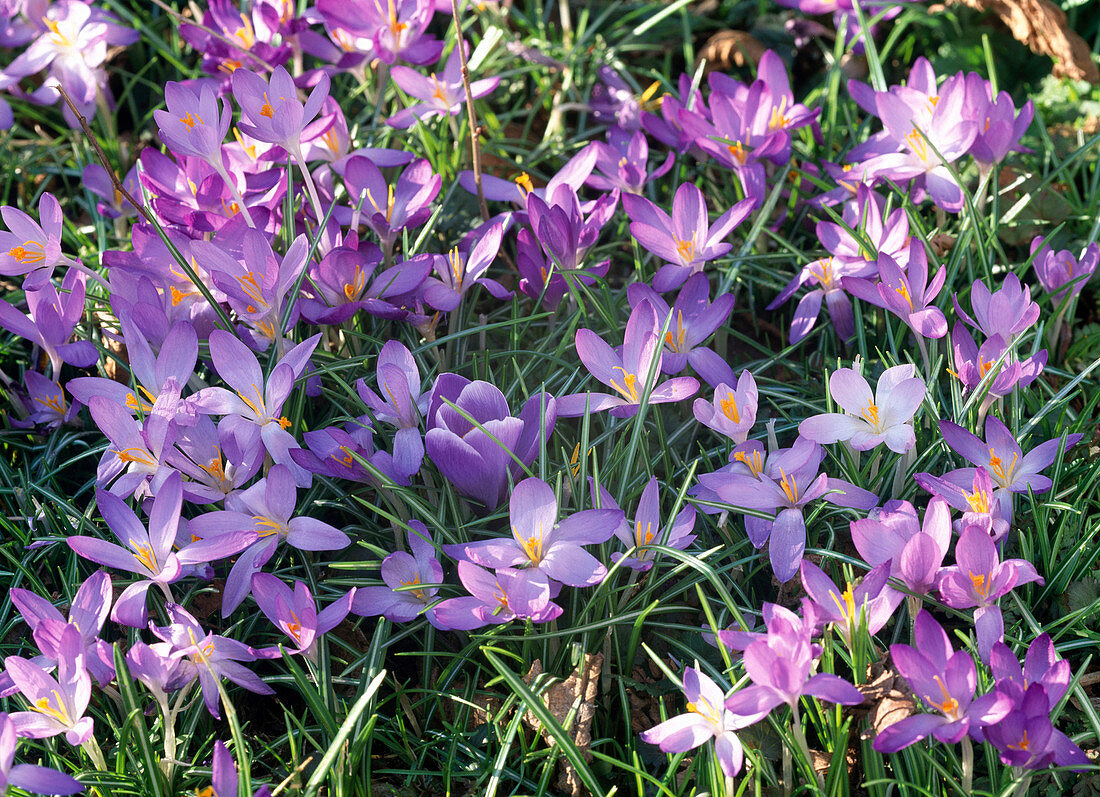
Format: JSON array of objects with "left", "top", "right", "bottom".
[
  {"left": 130, "top": 540, "right": 160, "bottom": 573},
  {"left": 610, "top": 366, "right": 640, "bottom": 403},
  {"left": 860, "top": 402, "right": 882, "bottom": 431},
  {"left": 33, "top": 692, "right": 72, "bottom": 726},
  {"left": 734, "top": 448, "right": 764, "bottom": 477},
  {"left": 113, "top": 447, "right": 156, "bottom": 467},
  {"left": 720, "top": 392, "right": 740, "bottom": 424},
  {"left": 519, "top": 523, "right": 546, "bottom": 564},
  {"left": 253, "top": 515, "right": 288, "bottom": 538},
  {"left": 664, "top": 310, "right": 687, "bottom": 353},
  {"left": 179, "top": 112, "right": 204, "bottom": 131},
  {"left": 259, "top": 92, "right": 275, "bottom": 118},
  {"left": 777, "top": 466, "right": 799, "bottom": 505},
  {"left": 8, "top": 240, "right": 45, "bottom": 264},
  {"left": 675, "top": 234, "right": 696, "bottom": 266},
  {"left": 969, "top": 571, "right": 990, "bottom": 599},
  {"left": 987, "top": 448, "right": 1018, "bottom": 486},
  {"left": 931, "top": 675, "right": 959, "bottom": 719}
]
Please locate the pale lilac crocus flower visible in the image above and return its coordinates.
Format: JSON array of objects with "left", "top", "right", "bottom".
[
  {"left": 1030, "top": 236, "right": 1099, "bottom": 305},
  {"left": 693, "top": 370, "right": 758, "bottom": 444},
  {"left": 936, "top": 415, "right": 1083, "bottom": 520},
  {"left": 388, "top": 40, "right": 499, "bottom": 128},
  {"left": 206, "top": 740, "right": 274, "bottom": 797},
  {"left": 0, "top": 193, "right": 72, "bottom": 289},
  {"left": 352, "top": 521, "right": 445, "bottom": 627},
  {"left": 799, "top": 364, "right": 925, "bottom": 453},
  {"left": 799, "top": 561, "right": 894, "bottom": 643},
  {"left": 947, "top": 325, "right": 1046, "bottom": 407},
  {"left": 445, "top": 477, "right": 622, "bottom": 587},
  {"left": 356, "top": 340, "right": 430, "bottom": 480},
  {"left": 250, "top": 574, "right": 355, "bottom": 659},
  {"left": 627, "top": 274, "right": 736, "bottom": 388},
  {"left": 591, "top": 477, "right": 696, "bottom": 571},
  {"left": 915, "top": 467, "right": 1009, "bottom": 541},
  {"left": 872, "top": 611, "right": 1011, "bottom": 752},
  {"left": 621, "top": 182, "right": 755, "bottom": 292},
  {"left": 13, "top": 371, "right": 79, "bottom": 429},
  {"left": 422, "top": 220, "right": 512, "bottom": 311},
  {"left": 953, "top": 273, "right": 1039, "bottom": 344},
  {"left": 937, "top": 524, "right": 1043, "bottom": 661},
  {"left": 4, "top": 626, "right": 93, "bottom": 746},
  {"left": 0, "top": 270, "right": 98, "bottom": 376},
  {"left": 431, "top": 562, "right": 563, "bottom": 630},
  {"left": 844, "top": 242, "right": 948, "bottom": 340},
  {"left": 559, "top": 300, "right": 699, "bottom": 418},
  {"left": 850, "top": 498, "right": 951, "bottom": 605},
  {"left": 0, "top": 712, "right": 84, "bottom": 795},
  {"left": 640, "top": 666, "right": 754, "bottom": 778}
]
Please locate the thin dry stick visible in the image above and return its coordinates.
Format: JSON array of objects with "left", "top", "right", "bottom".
[{"left": 449, "top": 0, "right": 490, "bottom": 222}]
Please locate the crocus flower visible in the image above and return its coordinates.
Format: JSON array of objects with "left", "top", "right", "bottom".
[
  {"left": 989, "top": 634, "right": 1070, "bottom": 707},
  {"left": 315, "top": 0, "right": 441, "bottom": 66},
  {"left": 946, "top": 325, "right": 1046, "bottom": 405},
  {"left": 621, "top": 183, "right": 755, "bottom": 292},
  {"left": 692, "top": 371, "right": 758, "bottom": 444},
  {"left": 191, "top": 330, "right": 321, "bottom": 487},
  {"left": 446, "top": 477, "right": 622, "bottom": 587},
  {"left": 82, "top": 163, "right": 141, "bottom": 220},
  {"left": 233, "top": 65, "right": 330, "bottom": 158},
  {"left": 964, "top": 73, "right": 1034, "bottom": 171},
  {"left": 843, "top": 243, "right": 948, "bottom": 339},
  {"left": 914, "top": 467, "right": 1009, "bottom": 541},
  {"left": 799, "top": 561, "right": 894, "bottom": 643},
  {"left": 343, "top": 156, "right": 441, "bottom": 256},
  {"left": 169, "top": 416, "right": 265, "bottom": 504},
  {"left": 250, "top": 574, "right": 355, "bottom": 659},
  {"left": 983, "top": 684, "right": 1088, "bottom": 770},
  {"left": 87, "top": 388, "right": 179, "bottom": 500},
  {"left": 0, "top": 712, "right": 84, "bottom": 795},
  {"left": 424, "top": 374, "right": 555, "bottom": 511},
  {"left": 354, "top": 340, "right": 430, "bottom": 479},
  {"left": 154, "top": 81, "right": 231, "bottom": 167},
  {"left": 151, "top": 604, "right": 274, "bottom": 719},
  {"left": 640, "top": 666, "right": 754, "bottom": 778},
  {"left": 872, "top": 611, "right": 1011, "bottom": 752},
  {"left": 203, "top": 740, "right": 274, "bottom": 797},
  {"left": 1030, "top": 236, "right": 1099, "bottom": 304},
  {"left": 559, "top": 300, "right": 699, "bottom": 418},
  {"left": 937, "top": 525, "right": 1043, "bottom": 661},
  {"left": 291, "top": 423, "right": 408, "bottom": 486},
  {"left": 936, "top": 415, "right": 1083, "bottom": 520},
  {"left": 422, "top": 220, "right": 512, "bottom": 311},
  {"left": 187, "top": 464, "right": 351, "bottom": 615},
  {"left": 388, "top": 41, "right": 499, "bottom": 128},
  {"left": 627, "top": 274, "right": 737, "bottom": 388},
  {"left": 4, "top": 626, "right": 93, "bottom": 746},
  {"left": 724, "top": 602, "right": 864, "bottom": 717},
  {"left": 592, "top": 477, "right": 696, "bottom": 571},
  {"left": 124, "top": 641, "right": 194, "bottom": 704},
  {"left": 11, "top": 371, "right": 80, "bottom": 429},
  {"left": 431, "top": 561, "right": 563, "bottom": 630},
  {"left": 352, "top": 521, "right": 445, "bottom": 627},
  {"left": 850, "top": 498, "right": 951, "bottom": 601},
  {"left": 954, "top": 273, "right": 1039, "bottom": 344},
  {"left": 0, "top": 193, "right": 70, "bottom": 288},
  {"left": 0, "top": 270, "right": 98, "bottom": 376},
  {"left": 799, "top": 364, "right": 925, "bottom": 453}
]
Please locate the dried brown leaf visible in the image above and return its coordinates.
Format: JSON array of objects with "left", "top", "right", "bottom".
[
  {"left": 696, "top": 30, "right": 767, "bottom": 74},
  {"left": 859, "top": 658, "right": 917, "bottom": 741},
  {"left": 946, "top": 0, "right": 1099, "bottom": 82}
]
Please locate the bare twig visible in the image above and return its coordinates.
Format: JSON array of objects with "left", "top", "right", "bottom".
[
  {"left": 449, "top": 0, "right": 490, "bottom": 222},
  {"left": 149, "top": 0, "right": 279, "bottom": 73}
]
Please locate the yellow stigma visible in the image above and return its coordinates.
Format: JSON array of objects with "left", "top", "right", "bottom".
[
  {"left": 675, "top": 233, "right": 697, "bottom": 266},
  {"left": 734, "top": 448, "right": 764, "bottom": 477},
  {"left": 931, "top": 675, "right": 959, "bottom": 718},
  {"left": 33, "top": 692, "right": 73, "bottom": 726},
  {"left": 179, "top": 112, "right": 203, "bottom": 130},
  {"left": 610, "top": 366, "right": 640, "bottom": 403},
  {"left": 259, "top": 92, "right": 274, "bottom": 118},
  {"left": 519, "top": 523, "right": 545, "bottom": 564},
  {"left": 635, "top": 520, "right": 655, "bottom": 547},
  {"left": 131, "top": 540, "right": 160, "bottom": 573},
  {"left": 768, "top": 96, "right": 791, "bottom": 130},
  {"left": 664, "top": 310, "right": 687, "bottom": 353},
  {"left": 860, "top": 402, "right": 881, "bottom": 430},
  {"left": 778, "top": 466, "right": 799, "bottom": 505},
  {"left": 969, "top": 571, "right": 989, "bottom": 598},
  {"left": 114, "top": 447, "right": 155, "bottom": 466},
  {"left": 811, "top": 257, "right": 834, "bottom": 288},
  {"left": 720, "top": 391, "right": 740, "bottom": 424},
  {"left": 905, "top": 127, "right": 930, "bottom": 162},
  {"left": 253, "top": 516, "right": 287, "bottom": 538},
  {"left": 726, "top": 141, "right": 748, "bottom": 166},
  {"left": 8, "top": 240, "right": 45, "bottom": 264},
  {"left": 894, "top": 280, "right": 914, "bottom": 310},
  {"left": 964, "top": 485, "right": 990, "bottom": 514},
  {"left": 987, "top": 448, "right": 1018, "bottom": 486},
  {"left": 830, "top": 582, "right": 858, "bottom": 624}
]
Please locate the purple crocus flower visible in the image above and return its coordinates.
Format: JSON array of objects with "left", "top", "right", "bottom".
[
  {"left": 799, "top": 561, "right": 894, "bottom": 643},
  {"left": 170, "top": 416, "right": 265, "bottom": 504},
  {"left": 584, "top": 128, "right": 674, "bottom": 195},
  {"left": 850, "top": 498, "right": 951, "bottom": 602},
  {"left": 446, "top": 477, "right": 622, "bottom": 587},
  {"left": 154, "top": 81, "right": 231, "bottom": 168},
  {"left": 343, "top": 156, "right": 441, "bottom": 256},
  {"left": 151, "top": 604, "right": 274, "bottom": 719},
  {"left": 356, "top": 340, "right": 430, "bottom": 480},
  {"left": 188, "top": 464, "right": 351, "bottom": 616},
  {"left": 640, "top": 666, "right": 754, "bottom": 778},
  {"left": 424, "top": 374, "right": 555, "bottom": 511},
  {"left": 936, "top": 415, "right": 1083, "bottom": 520},
  {"left": 352, "top": 521, "right": 445, "bottom": 627},
  {"left": 0, "top": 192, "right": 70, "bottom": 289},
  {"left": 315, "top": 0, "right": 441, "bottom": 66},
  {"left": 954, "top": 273, "right": 1039, "bottom": 344},
  {"left": 0, "top": 712, "right": 84, "bottom": 795},
  {"left": 621, "top": 183, "right": 755, "bottom": 292},
  {"left": 964, "top": 72, "right": 1034, "bottom": 172},
  {"left": 698, "top": 437, "right": 877, "bottom": 581},
  {"left": 431, "top": 561, "right": 563, "bottom": 630},
  {"left": 388, "top": 41, "right": 499, "bottom": 128},
  {"left": 724, "top": 602, "right": 864, "bottom": 717},
  {"left": 592, "top": 477, "right": 696, "bottom": 571},
  {"left": 1030, "top": 236, "right": 1099, "bottom": 304},
  {"left": 915, "top": 466, "right": 1009, "bottom": 541},
  {"left": 250, "top": 574, "right": 355, "bottom": 659},
  {"left": 12, "top": 371, "right": 80, "bottom": 429},
  {"left": 844, "top": 243, "right": 948, "bottom": 340},
  {"left": 124, "top": 641, "right": 194, "bottom": 704},
  {"left": 0, "top": 270, "right": 98, "bottom": 376},
  {"left": 291, "top": 423, "right": 408, "bottom": 486},
  {"left": 627, "top": 274, "right": 736, "bottom": 388},
  {"left": 947, "top": 325, "right": 1046, "bottom": 407},
  {"left": 989, "top": 634, "right": 1070, "bottom": 707},
  {"left": 82, "top": 163, "right": 141, "bottom": 220},
  {"left": 983, "top": 684, "right": 1088, "bottom": 770},
  {"left": 937, "top": 525, "right": 1043, "bottom": 661},
  {"left": 87, "top": 388, "right": 179, "bottom": 500},
  {"left": 559, "top": 300, "right": 699, "bottom": 418},
  {"left": 4, "top": 625, "right": 93, "bottom": 746},
  {"left": 692, "top": 370, "right": 758, "bottom": 444},
  {"left": 191, "top": 330, "right": 320, "bottom": 487},
  {"left": 232, "top": 65, "right": 330, "bottom": 158},
  {"left": 203, "top": 740, "right": 274, "bottom": 797},
  {"left": 422, "top": 220, "right": 512, "bottom": 311},
  {"left": 799, "top": 364, "right": 925, "bottom": 453},
  {"left": 68, "top": 473, "right": 189, "bottom": 627},
  {"left": 872, "top": 611, "right": 1011, "bottom": 752}
]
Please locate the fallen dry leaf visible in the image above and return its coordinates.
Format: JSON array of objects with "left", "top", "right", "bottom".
[
  {"left": 696, "top": 30, "right": 767, "bottom": 74},
  {"left": 859, "top": 658, "right": 917, "bottom": 741},
  {"left": 946, "top": 0, "right": 1099, "bottom": 82}
]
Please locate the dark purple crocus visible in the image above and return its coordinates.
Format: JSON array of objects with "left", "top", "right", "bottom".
[
  {"left": 983, "top": 684, "right": 1089, "bottom": 770},
  {"left": 446, "top": 477, "right": 622, "bottom": 587},
  {"left": 0, "top": 712, "right": 84, "bottom": 795},
  {"left": 937, "top": 525, "right": 1043, "bottom": 661},
  {"left": 989, "top": 634, "right": 1070, "bottom": 707},
  {"left": 250, "top": 574, "right": 354, "bottom": 659},
  {"left": 872, "top": 611, "right": 1011, "bottom": 752},
  {"left": 431, "top": 561, "right": 563, "bottom": 630},
  {"left": 621, "top": 183, "right": 755, "bottom": 292},
  {"left": 724, "top": 602, "right": 864, "bottom": 717},
  {"left": 424, "top": 374, "right": 555, "bottom": 511},
  {"left": 964, "top": 72, "right": 1034, "bottom": 172},
  {"left": 356, "top": 340, "right": 430, "bottom": 480},
  {"left": 204, "top": 740, "right": 273, "bottom": 797},
  {"left": 936, "top": 416, "right": 1083, "bottom": 520},
  {"left": 352, "top": 521, "right": 445, "bottom": 628},
  {"left": 343, "top": 156, "right": 441, "bottom": 257},
  {"left": 559, "top": 300, "right": 699, "bottom": 418},
  {"left": 844, "top": 242, "right": 948, "bottom": 340},
  {"left": 627, "top": 274, "right": 736, "bottom": 388}
]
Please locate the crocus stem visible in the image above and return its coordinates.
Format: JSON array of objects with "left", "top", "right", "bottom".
[
  {"left": 213, "top": 162, "right": 257, "bottom": 228},
  {"left": 294, "top": 153, "right": 326, "bottom": 228},
  {"left": 961, "top": 736, "right": 974, "bottom": 793},
  {"left": 82, "top": 736, "right": 108, "bottom": 771},
  {"left": 789, "top": 703, "right": 825, "bottom": 790},
  {"left": 1010, "top": 767, "right": 1031, "bottom": 797},
  {"left": 915, "top": 334, "right": 931, "bottom": 382},
  {"left": 65, "top": 258, "right": 112, "bottom": 292}
]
